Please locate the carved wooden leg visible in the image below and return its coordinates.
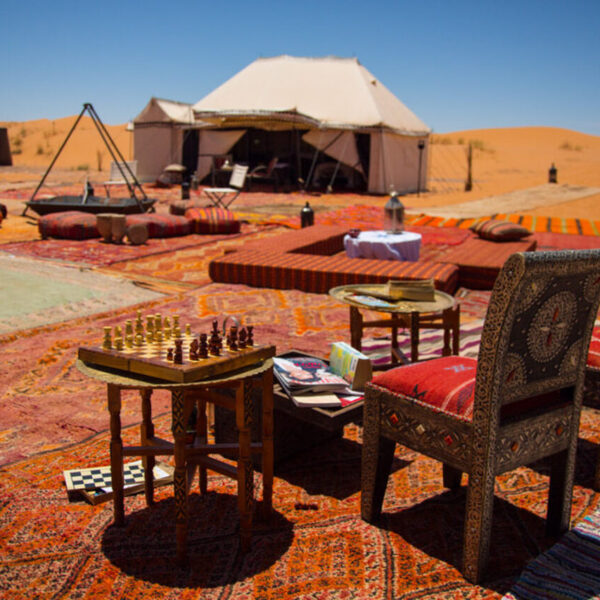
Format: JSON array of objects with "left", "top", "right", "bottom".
[
  {"left": 463, "top": 466, "right": 496, "bottom": 584},
  {"left": 360, "top": 394, "right": 395, "bottom": 522},
  {"left": 452, "top": 305, "right": 460, "bottom": 356},
  {"left": 235, "top": 379, "right": 254, "bottom": 551},
  {"left": 172, "top": 389, "right": 189, "bottom": 565},
  {"left": 108, "top": 384, "right": 125, "bottom": 526},
  {"left": 260, "top": 367, "right": 274, "bottom": 519},
  {"left": 140, "top": 389, "right": 155, "bottom": 506},
  {"left": 442, "top": 463, "right": 463, "bottom": 489},
  {"left": 546, "top": 448, "right": 574, "bottom": 537},
  {"left": 196, "top": 395, "right": 208, "bottom": 494},
  {"left": 350, "top": 306, "right": 363, "bottom": 351},
  {"left": 410, "top": 311, "right": 419, "bottom": 363},
  {"left": 595, "top": 445, "right": 600, "bottom": 492}
]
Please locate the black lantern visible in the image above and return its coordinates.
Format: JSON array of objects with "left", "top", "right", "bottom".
[
  {"left": 417, "top": 139, "right": 425, "bottom": 196},
  {"left": 301, "top": 201, "right": 314, "bottom": 228},
  {"left": 384, "top": 191, "right": 405, "bottom": 233},
  {"left": 548, "top": 163, "right": 557, "bottom": 183}
]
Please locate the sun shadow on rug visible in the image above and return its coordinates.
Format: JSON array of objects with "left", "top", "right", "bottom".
[{"left": 101, "top": 493, "right": 294, "bottom": 588}]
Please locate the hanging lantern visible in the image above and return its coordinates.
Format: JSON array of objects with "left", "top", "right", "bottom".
[{"left": 384, "top": 191, "right": 405, "bottom": 233}]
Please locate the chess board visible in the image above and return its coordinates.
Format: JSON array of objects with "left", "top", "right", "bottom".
[
  {"left": 63, "top": 460, "right": 173, "bottom": 504},
  {"left": 78, "top": 314, "right": 275, "bottom": 383}
]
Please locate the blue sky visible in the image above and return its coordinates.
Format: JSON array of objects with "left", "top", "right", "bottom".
[{"left": 2, "top": 0, "right": 599, "bottom": 134}]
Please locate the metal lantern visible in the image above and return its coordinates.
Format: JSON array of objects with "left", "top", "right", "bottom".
[{"left": 384, "top": 191, "right": 405, "bottom": 233}]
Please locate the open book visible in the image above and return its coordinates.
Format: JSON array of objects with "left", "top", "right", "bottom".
[{"left": 273, "top": 355, "right": 362, "bottom": 408}]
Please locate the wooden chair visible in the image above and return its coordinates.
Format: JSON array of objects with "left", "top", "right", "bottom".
[
  {"left": 583, "top": 326, "right": 600, "bottom": 490},
  {"left": 360, "top": 249, "right": 600, "bottom": 583},
  {"left": 247, "top": 157, "right": 280, "bottom": 191}
]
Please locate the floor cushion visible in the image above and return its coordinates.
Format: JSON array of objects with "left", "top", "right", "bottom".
[
  {"left": 38, "top": 211, "right": 100, "bottom": 240},
  {"left": 185, "top": 207, "right": 240, "bottom": 234},
  {"left": 125, "top": 213, "right": 191, "bottom": 238}
]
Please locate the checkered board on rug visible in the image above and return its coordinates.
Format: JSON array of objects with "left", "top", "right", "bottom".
[{"left": 63, "top": 460, "right": 173, "bottom": 505}]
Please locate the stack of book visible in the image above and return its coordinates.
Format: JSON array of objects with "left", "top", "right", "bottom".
[{"left": 273, "top": 355, "right": 363, "bottom": 408}]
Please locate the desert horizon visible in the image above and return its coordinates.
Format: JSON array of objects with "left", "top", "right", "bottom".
[{"left": 1, "top": 116, "right": 600, "bottom": 220}]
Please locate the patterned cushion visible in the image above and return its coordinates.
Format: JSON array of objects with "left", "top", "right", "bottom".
[
  {"left": 125, "top": 214, "right": 191, "bottom": 238},
  {"left": 38, "top": 211, "right": 100, "bottom": 240},
  {"left": 470, "top": 219, "right": 531, "bottom": 241},
  {"left": 0, "top": 202, "right": 6, "bottom": 221},
  {"left": 370, "top": 356, "right": 476, "bottom": 421},
  {"left": 185, "top": 207, "right": 240, "bottom": 234}
]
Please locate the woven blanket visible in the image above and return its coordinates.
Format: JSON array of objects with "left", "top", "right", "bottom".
[{"left": 502, "top": 509, "right": 600, "bottom": 599}]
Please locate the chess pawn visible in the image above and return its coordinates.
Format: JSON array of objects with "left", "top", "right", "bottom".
[
  {"left": 167, "top": 348, "right": 174, "bottom": 361},
  {"left": 155, "top": 330, "right": 163, "bottom": 344},
  {"left": 199, "top": 333, "right": 208, "bottom": 358},
  {"left": 185, "top": 323, "right": 191, "bottom": 336},
  {"left": 125, "top": 320, "right": 134, "bottom": 338},
  {"left": 102, "top": 326, "right": 112, "bottom": 350},
  {"left": 173, "top": 315, "right": 180, "bottom": 331},
  {"left": 135, "top": 333, "right": 144, "bottom": 347},
  {"left": 238, "top": 327, "right": 247, "bottom": 349},
  {"left": 135, "top": 310, "right": 144, "bottom": 335},
  {"left": 146, "top": 315, "right": 155, "bottom": 334},
  {"left": 114, "top": 326, "right": 123, "bottom": 347},
  {"left": 115, "top": 338, "right": 124, "bottom": 351},
  {"left": 155, "top": 314, "right": 163, "bottom": 331},
  {"left": 125, "top": 335, "right": 134, "bottom": 349},
  {"left": 247, "top": 325, "right": 254, "bottom": 346},
  {"left": 174, "top": 339, "right": 183, "bottom": 364}
]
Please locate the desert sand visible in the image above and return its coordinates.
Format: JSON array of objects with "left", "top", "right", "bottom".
[{"left": 1, "top": 117, "right": 600, "bottom": 220}]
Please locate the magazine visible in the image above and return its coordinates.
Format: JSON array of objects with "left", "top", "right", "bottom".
[
  {"left": 273, "top": 355, "right": 362, "bottom": 408},
  {"left": 273, "top": 356, "right": 350, "bottom": 394}
]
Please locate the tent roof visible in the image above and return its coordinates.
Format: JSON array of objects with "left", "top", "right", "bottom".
[
  {"left": 192, "top": 56, "right": 430, "bottom": 135},
  {"left": 134, "top": 97, "right": 194, "bottom": 124}
]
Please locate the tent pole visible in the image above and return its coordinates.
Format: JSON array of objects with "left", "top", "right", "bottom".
[{"left": 22, "top": 105, "right": 88, "bottom": 216}]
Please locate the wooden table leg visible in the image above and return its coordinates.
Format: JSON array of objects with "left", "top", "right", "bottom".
[
  {"left": 108, "top": 384, "right": 124, "bottom": 526},
  {"left": 350, "top": 306, "right": 363, "bottom": 351},
  {"left": 172, "top": 389, "right": 189, "bottom": 565},
  {"left": 260, "top": 368, "right": 274, "bottom": 519},
  {"left": 236, "top": 380, "right": 253, "bottom": 552},
  {"left": 140, "top": 389, "right": 155, "bottom": 506},
  {"left": 410, "top": 311, "right": 420, "bottom": 363}
]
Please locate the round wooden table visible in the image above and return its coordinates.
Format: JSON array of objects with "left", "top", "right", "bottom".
[
  {"left": 76, "top": 357, "right": 274, "bottom": 564},
  {"left": 329, "top": 284, "right": 459, "bottom": 366}
]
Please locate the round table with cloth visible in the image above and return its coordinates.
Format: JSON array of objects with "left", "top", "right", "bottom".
[{"left": 344, "top": 230, "right": 422, "bottom": 261}]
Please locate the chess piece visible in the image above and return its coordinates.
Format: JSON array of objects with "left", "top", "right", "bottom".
[
  {"left": 125, "top": 320, "right": 134, "bottom": 338},
  {"left": 238, "top": 327, "right": 247, "bottom": 349},
  {"left": 185, "top": 323, "right": 191, "bottom": 336},
  {"left": 155, "top": 330, "right": 163, "bottom": 344},
  {"left": 155, "top": 314, "right": 163, "bottom": 332},
  {"left": 125, "top": 335, "right": 133, "bottom": 348},
  {"left": 102, "top": 326, "right": 112, "bottom": 350},
  {"left": 135, "top": 310, "right": 144, "bottom": 335},
  {"left": 247, "top": 325, "right": 254, "bottom": 346},
  {"left": 114, "top": 326, "right": 123, "bottom": 345},
  {"left": 135, "top": 333, "right": 144, "bottom": 347},
  {"left": 167, "top": 348, "right": 174, "bottom": 361},
  {"left": 115, "top": 338, "right": 124, "bottom": 351},
  {"left": 174, "top": 339, "right": 183, "bottom": 364},
  {"left": 199, "top": 333, "right": 208, "bottom": 358}
]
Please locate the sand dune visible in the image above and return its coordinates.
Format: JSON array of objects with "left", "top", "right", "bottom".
[{"left": 1, "top": 117, "right": 599, "bottom": 218}]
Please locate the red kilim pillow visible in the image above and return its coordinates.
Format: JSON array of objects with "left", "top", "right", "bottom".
[
  {"left": 185, "top": 207, "right": 240, "bottom": 234},
  {"left": 370, "top": 356, "right": 477, "bottom": 421},
  {"left": 470, "top": 219, "right": 531, "bottom": 242},
  {"left": 125, "top": 214, "right": 191, "bottom": 238},
  {"left": 38, "top": 211, "right": 100, "bottom": 240}
]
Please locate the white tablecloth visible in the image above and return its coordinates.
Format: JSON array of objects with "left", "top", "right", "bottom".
[{"left": 344, "top": 230, "right": 422, "bottom": 262}]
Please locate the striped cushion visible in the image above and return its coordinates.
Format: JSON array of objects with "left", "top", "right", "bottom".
[
  {"left": 210, "top": 249, "right": 458, "bottom": 294},
  {"left": 440, "top": 236, "right": 537, "bottom": 289},
  {"left": 243, "top": 225, "right": 348, "bottom": 254},
  {"left": 185, "top": 207, "right": 240, "bottom": 234},
  {"left": 125, "top": 214, "right": 191, "bottom": 238},
  {"left": 370, "top": 356, "right": 477, "bottom": 421},
  {"left": 38, "top": 211, "right": 100, "bottom": 240},
  {"left": 470, "top": 219, "right": 531, "bottom": 241}
]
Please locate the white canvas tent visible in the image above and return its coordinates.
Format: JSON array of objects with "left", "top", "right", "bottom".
[
  {"left": 133, "top": 98, "right": 195, "bottom": 182},
  {"left": 192, "top": 55, "right": 431, "bottom": 194}
]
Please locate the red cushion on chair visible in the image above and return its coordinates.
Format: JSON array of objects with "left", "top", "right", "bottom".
[
  {"left": 38, "top": 211, "right": 100, "bottom": 240},
  {"left": 371, "top": 356, "right": 477, "bottom": 421},
  {"left": 587, "top": 326, "right": 600, "bottom": 369},
  {"left": 125, "top": 214, "right": 191, "bottom": 238},
  {"left": 185, "top": 207, "right": 240, "bottom": 234}
]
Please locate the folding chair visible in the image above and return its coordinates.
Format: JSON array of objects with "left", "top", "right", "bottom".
[{"left": 203, "top": 164, "right": 248, "bottom": 209}]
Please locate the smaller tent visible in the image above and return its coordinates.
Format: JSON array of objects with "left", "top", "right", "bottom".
[{"left": 133, "top": 98, "right": 194, "bottom": 182}]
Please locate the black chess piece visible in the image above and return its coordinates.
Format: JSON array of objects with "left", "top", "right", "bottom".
[
  {"left": 247, "top": 325, "right": 254, "bottom": 346},
  {"left": 174, "top": 339, "right": 183, "bottom": 364}
]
